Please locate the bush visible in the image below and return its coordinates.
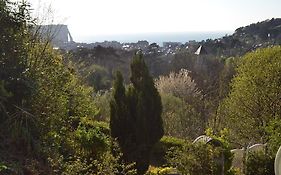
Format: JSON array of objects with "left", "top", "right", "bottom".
[
  {"left": 75, "top": 118, "right": 110, "bottom": 158},
  {"left": 146, "top": 166, "right": 179, "bottom": 175},
  {"left": 167, "top": 142, "right": 220, "bottom": 175},
  {"left": 160, "top": 93, "right": 204, "bottom": 139},
  {"left": 166, "top": 131, "right": 235, "bottom": 175},
  {"left": 93, "top": 90, "right": 112, "bottom": 122},
  {"left": 150, "top": 136, "right": 185, "bottom": 166},
  {"left": 205, "top": 128, "right": 235, "bottom": 175},
  {"left": 245, "top": 151, "right": 274, "bottom": 175}
]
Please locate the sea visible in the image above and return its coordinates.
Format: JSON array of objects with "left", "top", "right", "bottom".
[{"left": 76, "top": 31, "right": 233, "bottom": 46}]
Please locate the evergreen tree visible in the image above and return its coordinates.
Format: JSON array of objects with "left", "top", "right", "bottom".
[
  {"left": 130, "top": 53, "right": 164, "bottom": 174},
  {"left": 110, "top": 53, "right": 163, "bottom": 174},
  {"left": 110, "top": 71, "right": 134, "bottom": 156}
]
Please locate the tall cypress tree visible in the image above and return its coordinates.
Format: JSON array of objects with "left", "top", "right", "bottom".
[
  {"left": 130, "top": 53, "right": 164, "bottom": 174},
  {"left": 110, "top": 53, "right": 163, "bottom": 174},
  {"left": 110, "top": 71, "right": 131, "bottom": 151}
]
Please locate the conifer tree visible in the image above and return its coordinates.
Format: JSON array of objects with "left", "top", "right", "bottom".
[
  {"left": 130, "top": 53, "right": 164, "bottom": 174},
  {"left": 110, "top": 53, "right": 163, "bottom": 174},
  {"left": 110, "top": 71, "right": 133, "bottom": 155}
]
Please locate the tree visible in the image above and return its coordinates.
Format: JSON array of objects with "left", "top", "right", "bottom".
[
  {"left": 93, "top": 90, "right": 112, "bottom": 122},
  {"left": 218, "top": 46, "right": 281, "bottom": 145},
  {"left": 160, "top": 93, "right": 203, "bottom": 139},
  {"left": 110, "top": 71, "right": 132, "bottom": 156},
  {"left": 155, "top": 69, "right": 206, "bottom": 139},
  {"left": 0, "top": 1, "right": 106, "bottom": 173},
  {"left": 167, "top": 141, "right": 221, "bottom": 175},
  {"left": 110, "top": 53, "right": 164, "bottom": 174},
  {"left": 218, "top": 57, "right": 238, "bottom": 100},
  {"left": 155, "top": 69, "right": 203, "bottom": 105},
  {"left": 0, "top": 0, "right": 37, "bottom": 152}
]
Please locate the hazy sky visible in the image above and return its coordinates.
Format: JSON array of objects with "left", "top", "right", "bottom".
[{"left": 28, "top": 0, "right": 281, "bottom": 41}]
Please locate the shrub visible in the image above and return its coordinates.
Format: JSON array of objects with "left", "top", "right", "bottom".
[
  {"left": 206, "top": 128, "right": 235, "bottom": 175},
  {"left": 75, "top": 118, "right": 110, "bottom": 158},
  {"left": 146, "top": 166, "right": 178, "bottom": 175},
  {"left": 150, "top": 136, "right": 185, "bottom": 166},
  {"left": 245, "top": 151, "right": 274, "bottom": 175},
  {"left": 167, "top": 142, "right": 220, "bottom": 175},
  {"left": 93, "top": 90, "right": 112, "bottom": 122},
  {"left": 160, "top": 93, "right": 204, "bottom": 139},
  {"left": 166, "top": 131, "right": 234, "bottom": 175}
]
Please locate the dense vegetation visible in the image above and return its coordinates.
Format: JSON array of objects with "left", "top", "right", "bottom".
[
  {"left": 1, "top": 0, "right": 281, "bottom": 174},
  {"left": 0, "top": 1, "right": 123, "bottom": 174},
  {"left": 110, "top": 54, "right": 163, "bottom": 174}
]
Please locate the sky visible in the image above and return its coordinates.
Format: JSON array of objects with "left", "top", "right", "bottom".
[{"left": 28, "top": 0, "right": 281, "bottom": 42}]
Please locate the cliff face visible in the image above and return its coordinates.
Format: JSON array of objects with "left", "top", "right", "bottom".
[{"left": 36, "top": 24, "right": 73, "bottom": 46}]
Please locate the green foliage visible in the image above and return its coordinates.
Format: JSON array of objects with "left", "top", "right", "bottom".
[
  {"left": 110, "top": 53, "right": 164, "bottom": 174},
  {"left": 160, "top": 93, "right": 203, "bottom": 139},
  {"left": 167, "top": 141, "right": 221, "bottom": 175},
  {"left": 265, "top": 118, "right": 281, "bottom": 154},
  {"left": 218, "top": 57, "right": 239, "bottom": 100},
  {"left": 151, "top": 136, "right": 185, "bottom": 166},
  {"left": 110, "top": 71, "right": 131, "bottom": 157},
  {"left": 145, "top": 166, "right": 178, "bottom": 175},
  {"left": 0, "top": 162, "right": 8, "bottom": 172},
  {"left": 158, "top": 136, "right": 186, "bottom": 148},
  {"left": 76, "top": 63, "right": 112, "bottom": 91},
  {"left": 0, "top": 0, "right": 39, "bottom": 154},
  {"left": 27, "top": 45, "right": 111, "bottom": 174},
  {"left": 93, "top": 90, "right": 112, "bottom": 122},
  {"left": 53, "top": 142, "right": 137, "bottom": 175},
  {"left": 75, "top": 119, "right": 110, "bottom": 158},
  {"left": 130, "top": 53, "right": 164, "bottom": 174},
  {"left": 205, "top": 128, "right": 235, "bottom": 175},
  {"left": 165, "top": 130, "right": 235, "bottom": 175},
  {"left": 0, "top": 1, "right": 116, "bottom": 174},
  {"left": 87, "top": 64, "right": 111, "bottom": 91},
  {"left": 129, "top": 53, "right": 164, "bottom": 147},
  {"left": 156, "top": 69, "right": 206, "bottom": 139},
  {"left": 245, "top": 151, "right": 274, "bottom": 175},
  {"left": 27, "top": 45, "right": 94, "bottom": 155},
  {"left": 61, "top": 156, "right": 94, "bottom": 175},
  {"left": 93, "top": 142, "right": 137, "bottom": 175},
  {"left": 218, "top": 46, "right": 281, "bottom": 145},
  {"left": 171, "top": 52, "right": 224, "bottom": 100},
  {"left": 4, "top": 1, "right": 280, "bottom": 174},
  {"left": 68, "top": 46, "right": 133, "bottom": 89},
  {"left": 170, "top": 52, "right": 226, "bottom": 134}
]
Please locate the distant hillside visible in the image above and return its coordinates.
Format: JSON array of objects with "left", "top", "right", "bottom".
[
  {"left": 234, "top": 18, "right": 281, "bottom": 41},
  {"left": 200, "top": 18, "right": 281, "bottom": 57},
  {"left": 66, "top": 18, "right": 281, "bottom": 93}
]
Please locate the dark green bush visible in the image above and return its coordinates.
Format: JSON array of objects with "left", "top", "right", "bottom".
[
  {"left": 245, "top": 151, "right": 274, "bottom": 175},
  {"left": 167, "top": 142, "right": 220, "bottom": 175},
  {"left": 75, "top": 118, "right": 110, "bottom": 158},
  {"left": 165, "top": 130, "right": 235, "bottom": 175},
  {"left": 206, "top": 128, "right": 235, "bottom": 175},
  {"left": 150, "top": 136, "right": 185, "bottom": 166}
]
